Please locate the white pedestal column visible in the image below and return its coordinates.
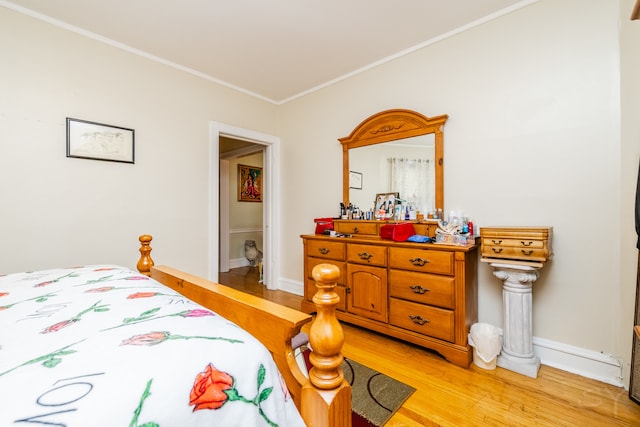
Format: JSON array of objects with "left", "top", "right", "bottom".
[{"left": 490, "top": 262, "right": 541, "bottom": 378}]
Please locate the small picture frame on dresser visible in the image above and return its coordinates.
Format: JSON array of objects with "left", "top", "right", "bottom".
[{"left": 374, "top": 192, "right": 399, "bottom": 214}]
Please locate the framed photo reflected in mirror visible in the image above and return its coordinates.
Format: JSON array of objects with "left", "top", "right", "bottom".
[{"left": 374, "top": 192, "right": 399, "bottom": 218}]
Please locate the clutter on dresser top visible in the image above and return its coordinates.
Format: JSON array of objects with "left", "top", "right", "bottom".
[{"left": 314, "top": 205, "right": 477, "bottom": 246}]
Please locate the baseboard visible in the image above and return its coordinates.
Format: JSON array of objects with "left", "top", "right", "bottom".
[
  {"left": 229, "top": 257, "right": 250, "bottom": 269},
  {"left": 278, "top": 277, "right": 304, "bottom": 296},
  {"left": 533, "top": 336, "right": 624, "bottom": 387},
  {"left": 275, "top": 278, "right": 625, "bottom": 387}
]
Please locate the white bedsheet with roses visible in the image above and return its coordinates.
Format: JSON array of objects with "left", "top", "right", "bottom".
[{"left": 0, "top": 265, "right": 304, "bottom": 427}]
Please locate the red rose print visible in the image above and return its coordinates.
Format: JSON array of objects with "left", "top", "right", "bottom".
[
  {"left": 189, "top": 364, "right": 234, "bottom": 411},
  {"left": 41, "top": 319, "right": 79, "bottom": 334},
  {"left": 85, "top": 287, "right": 114, "bottom": 293},
  {"left": 127, "top": 292, "right": 158, "bottom": 299},
  {"left": 34, "top": 280, "right": 55, "bottom": 288},
  {"left": 180, "top": 309, "right": 214, "bottom": 318},
  {"left": 121, "top": 331, "right": 169, "bottom": 346},
  {"left": 0, "top": 292, "right": 8, "bottom": 297}
]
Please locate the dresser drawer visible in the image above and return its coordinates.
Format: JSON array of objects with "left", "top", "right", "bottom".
[
  {"left": 306, "top": 258, "right": 346, "bottom": 285},
  {"left": 347, "top": 243, "right": 387, "bottom": 267},
  {"left": 389, "top": 247, "right": 454, "bottom": 275},
  {"left": 306, "top": 240, "right": 346, "bottom": 260},
  {"left": 482, "top": 238, "right": 544, "bottom": 249},
  {"left": 389, "top": 298, "right": 454, "bottom": 342},
  {"left": 389, "top": 270, "right": 454, "bottom": 309},
  {"left": 482, "top": 246, "right": 548, "bottom": 262},
  {"left": 334, "top": 221, "right": 378, "bottom": 236},
  {"left": 305, "top": 279, "right": 347, "bottom": 311}
]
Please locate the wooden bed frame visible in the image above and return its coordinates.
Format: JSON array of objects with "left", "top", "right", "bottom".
[{"left": 136, "top": 235, "right": 351, "bottom": 426}]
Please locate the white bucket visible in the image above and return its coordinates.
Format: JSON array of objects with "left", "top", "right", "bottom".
[
  {"left": 468, "top": 323, "right": 502, "bottom": 370},
  {"left": 472, "top": 347, "right": 497, "bottom": 370}
]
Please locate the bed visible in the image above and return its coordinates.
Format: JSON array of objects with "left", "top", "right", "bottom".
[{"left": 0, "top": 235, "right": 351, "bottom": 426}]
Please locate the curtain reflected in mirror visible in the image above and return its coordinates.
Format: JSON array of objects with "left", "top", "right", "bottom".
[{"left": 390, "top": 157, "right": 434, "bottom": 214}]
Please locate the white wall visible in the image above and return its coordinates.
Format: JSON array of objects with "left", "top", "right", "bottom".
[
  {"left": 0, "top": 7, "right": 279, "bottom": 277},
  {"left": 279, "top": 0, "right": 635, "bottom": 385}
]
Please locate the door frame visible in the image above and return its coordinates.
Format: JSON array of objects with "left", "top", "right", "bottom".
[
  {"left": 219, "top": 159, "right": 230, "bottom": 273},
  {"left": 209, "top": 121, "right": 280, "bottom": 289}
]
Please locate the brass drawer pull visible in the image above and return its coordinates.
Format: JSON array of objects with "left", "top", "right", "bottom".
[
  {"left": 492, "top": 239, "right": 503, "bottom": 244},
  {"left": 409, "top": 315, "right": 429, "bottom": 325},
  {"left": 409, "top": 285, "right": 430, "bottom": 294},
  {"left": 352, "top": 227, "right": 359, "bottom": 233},
  {"left": 358, "top": 252, "right": 373, "bottom": 260},
  {"left": 521, "top": 249, "right": 533, "bottom": 256},
  {"left": 521, "top": 241, "right": 533, "bottom": 246},
  {"left": 409, "top": 257, "right": 429, "bottom": 266},
  {"left": 491, "top": 248, "right": 503, "bottom": 254},
  {"left": 318, "top": 247, "right": 330, "bottom": 255}
]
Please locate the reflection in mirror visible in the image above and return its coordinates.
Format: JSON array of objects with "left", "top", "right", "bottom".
[{"left": 349, "top": 134, "right": 435, "bottom": 214}]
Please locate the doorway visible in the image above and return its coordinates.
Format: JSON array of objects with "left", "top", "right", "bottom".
[
  {"left": 209, "top": 122, "right": 280, "bottom": 290},
  {"left": 219, "top": 137, "right": 265, "bottom": 273}
]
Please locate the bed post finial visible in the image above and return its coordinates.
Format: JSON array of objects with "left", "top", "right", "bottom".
[
  {"left": 137, "top": 235, "right": 154, "bottom": 276},
  {"left": 302, "top": 263, "right": 351, "bottom": 426}
]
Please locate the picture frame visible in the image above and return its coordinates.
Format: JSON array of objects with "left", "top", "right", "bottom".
[
  {"left": 66, "top": 118, "right": 135, "bottom": 164},
  {"left": 238, "top": 164, "right": 263, "bottom": 202},
  {"left": 374, "top": 192, "right": 399, "bottom": 215},
  {"left": 349, "top": 171, "right": 363, "bottom": 190}
]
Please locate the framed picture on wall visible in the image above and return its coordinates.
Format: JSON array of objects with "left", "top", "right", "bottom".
[
  {"left": 66, "top": 117, "right": 135, "bottom": 163},
  {"left": 238, "top": 164, "right": 262, "bottom": 202},
  {"left": 349, "top": 171, "right": 362, "bottom": 190}
]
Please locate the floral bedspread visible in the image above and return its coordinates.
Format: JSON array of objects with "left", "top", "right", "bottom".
[{"left": 0, "top": 265, "right": 305, "bottom": 427}]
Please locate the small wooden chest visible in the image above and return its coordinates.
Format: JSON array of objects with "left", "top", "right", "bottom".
[{"left": 480, "top": 226, "right": 553, "bottom": 264}]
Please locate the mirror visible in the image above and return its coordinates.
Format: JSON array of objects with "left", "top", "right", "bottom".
[{"left": 340, "top": 109, "right": 448, "bottom": 217}]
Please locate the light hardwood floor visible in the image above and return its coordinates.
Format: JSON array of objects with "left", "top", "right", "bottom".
[{"left": 219, "top": 266, "right": 640, "bottom": 426}]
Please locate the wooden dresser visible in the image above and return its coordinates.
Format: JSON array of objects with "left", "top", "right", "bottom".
[{"left": 301, "top": 221, "right": 478, "bottom": 367}]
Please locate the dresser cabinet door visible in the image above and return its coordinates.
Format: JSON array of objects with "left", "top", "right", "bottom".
[{"left": 346, "top": 263, "right": 388, "bottom": 322}]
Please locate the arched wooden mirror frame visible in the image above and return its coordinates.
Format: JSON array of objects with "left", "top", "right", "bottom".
[{"left": 339, "top": 109, "right": 448, "bottom": 215}]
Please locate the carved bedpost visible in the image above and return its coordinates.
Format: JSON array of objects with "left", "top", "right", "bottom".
[
  {"left": 137, "top": 235, "right": 154, "bottom": 276},
  {"left": 301, "top": 263, "right": 352, "bottom": 427}
]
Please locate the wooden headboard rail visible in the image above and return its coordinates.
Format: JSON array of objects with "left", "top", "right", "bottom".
[{"left": 137, "top": 235, "right": 351, "bottom": 426}]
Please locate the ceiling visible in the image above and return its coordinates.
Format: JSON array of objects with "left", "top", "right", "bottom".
[
  {"left": 3, "top": 0, "right": 533, "bottom": 104},
  {"left": 219, "top": 135, "right": 264, "bottom": 159}
]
